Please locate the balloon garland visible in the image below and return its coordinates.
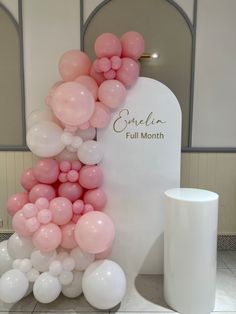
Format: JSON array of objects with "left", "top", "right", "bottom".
[{"left": 0, "top": 31, "right": 145, "bottom": 309}]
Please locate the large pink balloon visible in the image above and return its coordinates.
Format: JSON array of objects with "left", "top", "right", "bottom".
[
  {"left": 58, "top": 182, "right": 83, "bottom": 202},
  {"left": 29, "top": 184, "right": 56, "bottom": 203},
  {"left": 51, "top": 82, "right": 95, "bottom": 126},
  {"left": 49, "top": 197, "right": 73, "bottom": 225},
  {"left": 6, "top": 192, "right": 29, "bottom": 216},
  {"left": 79, "top": 165, "right": 103, "bottom": 190},
  {"left": 98, "top": 80, "right": 126, "bottom": 109},
  {"left": 20, "top": 168, "right": 38, "bottom": 191},
  {"left": 90, "top": 102, "right": 111, "bottom": 128},
  {"left": 60, "top": 222, "right": 77, "bottom": 249},
  {"left": 74, "top": 211, "right": 115, "bottom": 254},
  {"left": 116, "top": 57, "right": 139, "bottom": 87},
  {"left": 33, "top": 158, "right": 59, "bottom": 184},
  {"left": 75, "top": 75, "right": 98, "bottom": 100},
  {"left": 59, "top": 50, "right": 91, "bottom": 81},
  {"left": 95, "top": 33, "right": 121, "bottom": 58},
  {"left": 120, "top": 31, "right": 145, "bottom": 60},
  {"left": 12, "top": 210, "right": 33, "bottom": 237},
  {"left": 33, "top": 223, "right": 62, "bottom": 252},
  {"left": 83, "top": 188, "right": 107, "bottom": 211}
]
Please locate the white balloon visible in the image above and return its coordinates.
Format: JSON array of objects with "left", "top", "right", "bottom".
[
  {"left": 0, "top": 240, "right": 12, "bottom": 275},
  {"left": 31, "top": 250, "right": 57, "bottom": 272},
  {"left": 27, "top": 121, "right": 65, "bottom": 157},
  {"left": 70, "top": 247, "right": 94, "bottom": 271},
  {"left": 77, "top": 140, "right": 104, "bottom": 165},
  {"left": 8, "top": 233, "right": 34, "bottom": 259},
  {"left": 82, "top": 260, "right": 126, "bottom": 310},
  {"left": 71, "top": 136, "right": 83, "bottom": 149},
  {"left": 62, "top": 257, "right": 75, "bottom": 272},
  {"left": 0, "top": 269, "right": 29, "bottom": 303},
  {"left": 49, "top": 260, "right": 63, "bottom": 276},
  {"left": 61, "top": 131, "right": 73, "bottom": 145},
  {"left": 33, "top": 272, "right": 61, "bottom": 304},
  {"left": 12, "top": 259, "right": 21, "bottom": 269},
  {"left": 76, "top": 127, "right": 96, "bottom": 141},
  {"left": 27, "top": 268, "right": 40, "bottom": 282},
  {"left": 59, "top": 270, "right": 73, "bottom": 286},
  {"left": 27, "top": 107, "right": 56, "bottom": 129},
  {"left": 56, "top": 250, "right": 69, "bottom": 262},
  {"left": 19, "top": 258, "right": 32, "bottom": 273},
  {"left": 62, "top": 271, "right": 83, "bottom": 298},
  {"left": 55, "top": 149, "right": 78, "bottom": 162}
]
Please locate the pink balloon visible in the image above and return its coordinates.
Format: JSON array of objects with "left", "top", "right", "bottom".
[
  {"left": 58, "top": 182, "right": 83, "bottom": 202},
  {"left": 78, "top": 121, "right": 90, "bottom": 130},
  {"left": 73, "top": 200, "right": 84, "bottom": 214},
  {"left": 59, "top": 50, "right": 91, "bottom": 81},
  {"left": 95, "top": 33, "right": 122, "bottom": 58},
  {"left": 71, "top": 160, "right": 82, "bottom": 171},
  {"left": 12, "top": 210, "right": 33, "bottom": 237},
  {"left": 104, "top": 69, "right": 116, "bottom": 80},
  {"left": 49, "top": 197, "right": 73, "bottom": 225},
  {"left": 56, "top": 149, "right": 78, "bottom": 162},
  {"left": 75, "top": 75, "right": 98, "bottom": 100},
  {"left": 22, "top": 203, "right": 38, "bottom": 218},
  {"left": 98, "top": 80, "right": 126, "bottom": 109},
  {"left": 121, "top": 31, "right": 145, "bottom": 60},
  {"left": 59, "top": 172, "right": 68, "bottom": 183},
  {"left": 35, "top": 197, "right": 50, "bottom": 210},
  {"left": 83, "top": 203, "right": 94, "bottom": 214},
  {"left": 6, "top": 192, "right": 29, "bottom": 216},
  {"left": 98, "top": 57, "right": 111, "bottom": 72},
  {"left": 26, "top": 217, "right": 40, "bottom": 233},
  {"left": 37, "top": 209, "right": 52, "bottom": 224},
  {"left": 51, "top": 82, "right": 95, "bottom": 126},
  {"left": 33, "top": 223, "right": 62, "bottom": 252},
  {"left": 83, "top": 188, "right": 107, "bottom": 211},
  {"left": 72, "top": 214, "right": 81, "bottom": 224},
  {"left": 60, "top": 161, "right": 71, "bottom": 172},
  {"left": 45, "top": 81, "right": 63, "bottom": 106},
  {"left": 60, "top": 222, "right": 77, "bottom": 249},
  {"left": 79, "top": 165, "right": 103, "bottom": 190},
  {"left": 90, "top": 65, "right": 105, "bottom": 85},
  {"left": 116, "top": 57, "right": 139, "bottom": 87},
  {"left": 29, "top": 184, "right": 56, "bottom": 203},
  {"left": 90, "top": 101, "right": 111, "bottom": 128},
  {"left": 95, "top": 245, "right": 112, "bottom": 260},
  {"left": 20, "top": 168, "right": 38, "bottom": 191},
  {"left": 74, "top": 211, "right": 115, "bottom": 254},
  {"left": 111, "top": 56, "right": 122, "bottom": 70},
  {"left": 67, "top": 170, "right": 79, "bottom": 183},
  {"left": 33, "top": 158, "right": 59, "bottom": 184}
]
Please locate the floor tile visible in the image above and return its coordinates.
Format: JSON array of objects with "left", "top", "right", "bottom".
[
  {"left": 220, "top": 251, "right": 236, "bottom": 268},
  {"left": 217, "top": 251, "right": 228, "bottom": 268},
  {"left": 0, "top": 293, "right": 36, "bottom": 312}
]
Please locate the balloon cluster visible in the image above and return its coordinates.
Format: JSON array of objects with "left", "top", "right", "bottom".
[{"left": 0, "top": 31, "right": 144, "bottom": 309}]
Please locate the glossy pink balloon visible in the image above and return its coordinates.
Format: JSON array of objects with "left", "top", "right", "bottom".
[
  {"left": 58, "top": 182, "right": 83, "bottom": 202},
  {"left": 121, "top": 31, "right": 145, "bottom": 60},
  {"left": 72, "top": 200, "right": 84, "bottom": 214},
  {"left": 90, "top": 101, "right": 111, "bottom": 128},
  {"left": 116, "top": 57, "right": 139, "bottom": 87},
  {"left": 45, "top": 81, "right": 63, "bottom": 106},
  {"left": 22, "top": 203, "right": 38, "bottom": 218},
  {"left": 95, "top": 33, "right": 121, "bottom": 58},
  {"left": 67, "top": 170, "right": 79, "bottom": 183},
  {"left": 51, "top": 82, "right": 95, "bottom": 126},
  {"left": 33, "top": 158, "right": 59, "bottom": 184},
  {"left": 79, "top": 165, "right": 103, "bottom": 190},
  {"left": 37, "top": 209, "right": 52, "bottom": 224},
  {"left": 29, "top": 184, "right": 56, "bottom": 203},
  {"left": 83, "top": 188, "right": 107, "bottom": 211},
  {"left": 26, "top": 217, "right": 40, "bottom": 233},
  {"left": 90, "top": 65, "right": 105, "bottom": 85},
  {"left": 33, "top": 223, "right": 62, "bottom": 252},
  {"left": 74, "top": 211, "right": 115, "bottom": 254},
  {"left": 59, "top": 50, "right": 91, "bottom": 81},
  {"left": 75, "top": 75, "right": 98, "bottom": 100},
  {"left": 6, "top": 192, "right": 29, "bottom": 216},
  {"left": 49, "top": 197, "right": 73, "bottom": 225},
  {"left": 98, "top": 80, "right": 126, "bottom": 109},
  {"left": 60, "top": 222, "right": 77, "bottom": 249},
  {"left": 59, "top": 161, "right": 71, "bottom": 172},
  {"left": 20, "top": 168, "right": 38, "bottom": 191},
  {"left": 12, "top": 210, "right": 33, "bottom": 237},
  {"left": 35, "top": 197, "right": 49, "bottom": 210}
]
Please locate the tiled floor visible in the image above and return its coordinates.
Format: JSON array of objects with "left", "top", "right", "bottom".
[{"left": 0, "top": 251, "right": 235, "bottom": 314}]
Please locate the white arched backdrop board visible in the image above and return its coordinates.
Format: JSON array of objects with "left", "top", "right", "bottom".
[{"left": 97, "top": 77, "right": 182, "bottom": 277}]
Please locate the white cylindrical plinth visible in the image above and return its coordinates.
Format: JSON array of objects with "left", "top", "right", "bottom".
[{"left": 164, "top": 188, "right": 219, "bottom": 314}]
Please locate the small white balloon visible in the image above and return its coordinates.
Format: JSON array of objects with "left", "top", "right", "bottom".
[
  {"left": 0, "top": 240, "right": 12, "bottom": 275},
  {"left": 19, "top": 258, "right": 32, "bottom": 273},
  {"left": 71, "top": 136, "right": 83, "bottom": 149},
  {"left": 49, "top": 260, "right": 63, "bottom": 276},
  {"left": 12, "top": 258, "right": 21, "bottom": 269},
  {"left": 62, "top": 257, "right": 75, "bottom": 272},
  {"left": 66, "top": 144, "right": 78, "bottom": 153},
  {"left": 70, "top": 247, "right": 94, "bottom": 271},
  {"left": 77, "top": 140, "right": 104, "bottom": 165},
  {"left": 33, "top": 272, "right": 61, "bottom": 304},
  {"left": 31, "top": 250, "right": 57, "bottom": 272},
  {"left": 27, "top": 268, "right": 40, "bottom": 282},
  {"left": 61, "top": 131, "right": 73, "bottom": 145},
  {"left": 8, "top": 233, "right": 34, "bottom": 259},
  {"left": 57, "top": 250, "right": 69, "bottom": 262},
  {"left": 62, "top": 271, "right": 83, "bottom": 298},
  {"left": 76, "top": 127, "right": 96, "bottom": 141},
  {"left": 59, "top": 270, "right": 73, "bottom": 286},
  {"left": 0, "top": 269, "right": 29, "bottom": 303},
  {"left": 27, "top": 107, "right": 56, "bottom": 129}
]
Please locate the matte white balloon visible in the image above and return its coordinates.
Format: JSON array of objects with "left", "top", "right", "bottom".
[
  {"left": 12, "top": 259, "right": 21, "bottom": 269},
  {"left": 19, "top": 258, "right": 32, "bottom": 273},
  {"left": 33, "top": 272, "right": 61, "bottom": 303},
  {"left": 31, "top": 250, "right": 57, "bottom": 272},
  {"left": 62, "top": 271, "right": 83, "bottom": 298},
  {"left": 77, "top": 140, "right": 104, "bottom": 165},
  {"left": 8, "top": 233, "right": 34, "bottom": 259},
  {"left": 82, "top": 260, "right": 126, "bottom": 310},
  {"left": 0, "top": 240, "right": 12, "bottom": 275},
  {"left": 59, "top": 270, "right": 73, "bottom": 286},
  {"left": 49, "top": 260, "right": 63, "bottom": 276},
  {"left": 27, "top": 268, "right": 40, "bottom": 282},
  {"left": 70, "top": 247, "right": 94, "bottom": 271},
  {"left": 62, "top": 257, "right": 75, "bottom": 272},
  {"left": 27, "top": 107, "right": 56, "bottom": 129},
  {"left": 76, "top": 127, "right": 96, "bottom": 141}
]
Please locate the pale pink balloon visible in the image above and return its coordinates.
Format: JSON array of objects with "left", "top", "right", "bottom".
[
  {"left": 35, "top": 197, "right": 50, "bottom": 210},
  {"left": 71, "top": 160, "right": 82, "bottom": 171},
  {"left": 95, "top": 245, "right": 113, "bottom": 260},
  {"left": 22, "top": 203, "right": 38, "bottom": 218},
  {"left": 90, "top": 101, "right": 111, "bottom": 128},
  {"left": 60, "top": 161, "right": 71, "bottom": 172},
  {"left": 6, "top": 192, "right": 29, "bottom": 216},
  {"left": 78, "top": 121, "right": 90, "bottom": 130},
  {"left": 59, "top": 50, "right": 91, "bottom": 81},
  {"left": 73, "top": 200, "right": 84, "bottom": 214},
  {"left": 55, "top": 149, "right": 78, "bottom": 162},
  {"left": 95, "top": 33, "right": 122, "bottom": 58},
  {"left": 60, "top": 222, "right": 77, "bottom": 249},
  {"left": 49, "top": 197, "right": 73, "bottom": 225},
  {"left": 20, "top": 168, "right": 38, "bottom": 191},
  {"left": 98, "top": 80, "right": 126, "bottom": 109},
  {"left": 67, "top": 170, "right": 79, "bottom": 183},
  {"left": 33, "top": 223, "right": 62, "bottom": 252},
  {"left": 33, "top": 158, "right": 59, "bottom": 184},
  {"left": 58, "top": 173, "right": 67, "bottom": 183},
  {"left": 58, "top": 182, "right": 83, "bottom": 202},
  {"left": 75, "top": 75, "right": 98, "bottom": 100},
  {"left": 37, "top": 209, "right": 52, "bottom": 224},
  {"left": 83, "top": 188, "right": 107, "bottom": 211},
  {"left": 116, "top": 57, "right": 139, "bottom": 87},
  {"left": 74, "top": 211, "right": 115, "bottom": 254},
  {"left": 98, "top": 57, "right": 111, "bottom": 72},
  {"left": 79, "top": 165, "right": 103, "bottom": 190},
  {"left": 104, "top": 69, "right": 116, "bottom": 80},
  {"left": 12, "top": 210, "right": 33, "bottom": 237},
  {"left": 26, "top": 217, "right": 40, "bottom": 233},
  {"left": 121, "top": 31, "right": 145, "bottom": 60},
  {"left": 51, "top": 82, "right": 95, "bottom": 126},
  {"left": 29, "top": 184, "right": 56, "bottom": 203},
  {"left": 45, "top": 81, "right": 63, "bottom": 106},
  {"left": 111, "top": 56, "right": 122, "bottom": 70},
  {"left": 90, "top": 65, "right": 105, "bottom": 85},
  {"left": 83, "top": 204, "right": 94, "bottom": 214}
]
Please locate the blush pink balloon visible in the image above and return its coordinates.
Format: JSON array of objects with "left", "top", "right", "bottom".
[
  {"left": 20, "top": 168, "right": 38, "bottom": 191},
  {"left": 51, "top": 82, "right": 95, "bottom": 126},
  {"left": 98, "top": 57, "right": 111, "bottom": 72},
  {"left": 60, "top": 161, "right": 71, "bottom": 172},
  {"left": 78, "top": 121, "right": 90, "bottom": 130},
  {"left": 83, "top": 188, "right": 107, "bottom": 211},
  {"left": 59, "top": 173, "right": 67, "bottom": 183},
  {"left": 56, "top": 149, "right": 78, "bottom": 162},
  {"left": 74, "top": 211, "right": 115, "bottom": 254},
  {"left": 26, "top": 217, "right": 40, "bottom": 233},
  {"left": 98, "top": 80, "right": 126, "bottom": 109},
  {"left": 71, "top": 160, "right": 82, "bottom": 171},
  {"left": 29, "top": 184, "right": 56, "bottom": 203},
  {"left": 72, "top": 214, "right": 81, "bottom": 224},
  {"left": 75, "top": 75, "right": 98, "bottom": 100},
  {"left": 60, "top": 222, "right": 77, "bottom": 249},
  {"left": 35, "top": 197, "right": 49, "bottom": 210},
  {"left": 95, "top": 245, "right": 113, "bottom": 260},
  {"left": 58, "top": 182, "right": 83, "bottom": 202},
  {"left": 49, "top": 197, "right": 73, "bottom": 225},
  {"left": 22, "top": 203, "right": 38, "bottom": 218},
  {"left": 83, "top": 204, "right": 94, "bottom": 214},
  {"left": 73, "top": 200, "right": 84, "bottom": 214},
  {"left": 45, "top": 81, "right": 63, "bottom": 106},
  {"left": 59, "top": 50, "right": 91, "bottom": 81},
  {"left": 90, "top": 65, "right": 105, "bottom": 85},
  {"left": 116, "top": 57, "right": 139, "bottom": 87},
  {"left": 33, "top": 223, "right": 62, "bottom": 252},
  {"left": 95, "top": 33, "right": 122, "bottom": 58},
  {"left": 121, "top": 31, "right": 145, "bottom": 60},
  {"left": 6, "top": 192, "right": 29, "bottom": 216},
  {"left": 12, "top": 210, "right": 33, "bottom": 237},
  {"left": 37, "top": 209, "right": 52, "bottom": 224},
  {"left": 111, "top": 56, "right": 122, "bottom": 70},
  {"left": 33, "top": 158, "right": 59, "bottom": 184},
  {"left": 67, "top": 170, "right": 79, "bottom": 183},
  {"left": 90, "top": 101, "right": 111, "bottom": 128},
  {"left": 79, "top": 165, "right": 103, "bottom": 190},
  {"left": 104, "top": 69, "right": 116, "bottom": 80}
]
